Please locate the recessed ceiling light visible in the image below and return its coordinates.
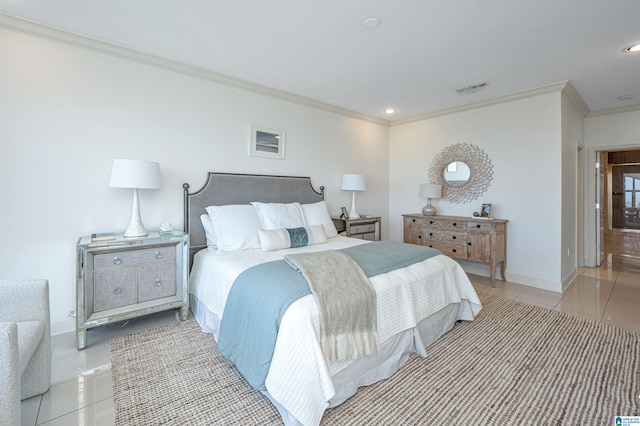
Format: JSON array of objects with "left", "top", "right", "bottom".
[
  {"left": 362, "top": 17, "right": 380, "bottom": 29},
  {"left": 384, "top": 108, "right": 396, "bottom": 115},
  {"left": 624, "top": 42, "right": 640, "bottom": 53}
]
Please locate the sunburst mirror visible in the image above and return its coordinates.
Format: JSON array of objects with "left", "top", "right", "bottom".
[{"left": 427, "top": 143, "right": 494, "bottom": 204}]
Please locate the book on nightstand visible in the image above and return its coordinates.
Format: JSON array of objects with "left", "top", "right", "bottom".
[{"left": 91, "top": 232, "right": 116, "bottom": 242}]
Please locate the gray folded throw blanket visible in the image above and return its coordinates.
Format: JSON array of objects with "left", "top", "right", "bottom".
[{"left": 284, "top": 250, "right": 379, "bottom": 362}]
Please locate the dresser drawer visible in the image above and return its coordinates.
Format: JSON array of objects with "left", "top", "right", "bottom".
[
  {"left": 93, "top": 267, "right": 137, "bottom": 311},
  {"left": 425, "top": 242, "right": 467, "bottom": 259},
  {"left": 137, "top": 262, "right": 177, "bottom": 302},
  {"left": 467, "top": 221, "right": 492, "bottom": 232},
  {"left": 94, "top": 246, "right": 176, "bottom": 269},
  {"left": 423, "top": 218, "right": 465, "bottom": 230},
  {"left": 422, "top": 229, "right": 466, "bottom": 245}
]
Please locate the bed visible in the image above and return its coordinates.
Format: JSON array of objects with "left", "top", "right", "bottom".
[{"left": 184, "top": 172, "right": 482, "bottom": 426}]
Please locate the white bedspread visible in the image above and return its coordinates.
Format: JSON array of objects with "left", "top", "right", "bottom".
[{"left": 189, "top": 236, "right": 481, "bottom": 426}]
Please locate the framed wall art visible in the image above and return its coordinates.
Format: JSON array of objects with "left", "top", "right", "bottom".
[{"left": 249, "top": 124, "right": 285, "bottom": 159}]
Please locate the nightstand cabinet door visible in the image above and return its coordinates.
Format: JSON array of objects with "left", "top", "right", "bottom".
[
  {"left": 138, "top": 262, "right": 177, "bottom": 302},
  {"left": 94, "top": 267, "right": 137, "bottom": 311}
]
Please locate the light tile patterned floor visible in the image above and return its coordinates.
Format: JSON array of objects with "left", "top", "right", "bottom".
[{"left": 22, "top": 260, "right": 640, "bottom": 425}]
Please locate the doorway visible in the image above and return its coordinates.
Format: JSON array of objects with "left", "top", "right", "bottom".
[{"left": 599, "top": 149, "right": 640, "bottom": 269}]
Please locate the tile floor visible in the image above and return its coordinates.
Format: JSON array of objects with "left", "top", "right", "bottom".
[{"left": 21, "top": 257, "right": 640, "bottom": 425}]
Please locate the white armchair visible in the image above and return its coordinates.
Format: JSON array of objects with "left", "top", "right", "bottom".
[{"left": 0, "top": 279, "right": 51, "bottom": 426}]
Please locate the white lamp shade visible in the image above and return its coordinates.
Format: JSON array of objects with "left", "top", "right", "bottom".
[
  {"left": 109, "top": 159, "right": 161, "bottom": 189},
  {"left": 341, "top": 174, "right": 366, "bottom": 191},
  {"left": 420, "top": 183, "right": 442, "bottom": 199}
]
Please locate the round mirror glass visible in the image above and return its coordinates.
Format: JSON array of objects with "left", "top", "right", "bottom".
[{"left": 444, "top": 161, "right": 470, "bottom": 186}]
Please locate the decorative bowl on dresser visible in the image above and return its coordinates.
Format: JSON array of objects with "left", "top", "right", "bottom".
[
  {"left": 402, "top": 214, "right": 507, "bottom": 287},
  {"left": 76, "top": 231, "right": 189, "bottom": 349}
]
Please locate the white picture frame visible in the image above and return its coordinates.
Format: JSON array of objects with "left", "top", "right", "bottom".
[{"left": 249, "top": 124, "right": 285, "bottom": 159}]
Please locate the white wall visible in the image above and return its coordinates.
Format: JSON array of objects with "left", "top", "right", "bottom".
[
  {"left": 0, "top": 27, "right": 390, "bottom": 334},
  {"left": 560, "top": 89, "right": 585, "bottom": 289},
  {"left": 389, "top": 92, "right": 564, "bottom": 291},
  {"left": 583, "top": 109, "right": 640, "bottom": 266}
]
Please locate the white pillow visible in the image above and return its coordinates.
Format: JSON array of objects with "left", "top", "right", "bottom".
[
  {"left": 257, "top": 225, "right": 327, "bottom": 252},
  {"left": 251, "top": 202, "right": 306, "bottom": 230},
  {"left": 205, "top": 204, "right": 262, "bottom": 251},
  {"left": 301, "top": 201, "right": 338, "bottom": 238},
  {"left": 200, "top": 214, "right": 217, "bottom": 248}
]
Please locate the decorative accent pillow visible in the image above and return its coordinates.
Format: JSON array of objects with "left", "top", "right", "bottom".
[
  {"left": 205, "top": 204, "right": 262, "bottom": 251},
  {"left": 251, "top": 202, "right": 306, "bottom": 230},
  {"left": 200, "top": 214, "right": 217, "bottom": 248},
  {"left": 257, "top": 225, "right": 327, "bottom": 252},
  {"left": 301, "top": 201, "right": 338, "bottom": 238}
]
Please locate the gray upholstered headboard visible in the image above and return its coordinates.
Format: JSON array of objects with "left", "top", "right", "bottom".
[{"left": 183, "top": 172, "right": 325, "bottom": 267}]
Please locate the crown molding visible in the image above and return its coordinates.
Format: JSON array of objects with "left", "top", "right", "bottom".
[
  {"left": 587, "top": 104, "right": 640, "bottom": 118},
  {"left": 561, "top": 81, "right": 590, "bottom": 117},
  {"left": 0, "top": 13, "right": 390, "bottom": 126},
  {"left": 390, "top": 81, "right": 572, "bottom": 126}
]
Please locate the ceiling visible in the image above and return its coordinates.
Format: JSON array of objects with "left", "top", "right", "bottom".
[{"left": 2, "top": 1, "right": 639, "bottom": 122}]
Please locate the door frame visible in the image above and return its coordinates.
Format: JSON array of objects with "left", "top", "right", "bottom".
[{"left": 584, "top": 145, "right": 640, "bottom": 267}]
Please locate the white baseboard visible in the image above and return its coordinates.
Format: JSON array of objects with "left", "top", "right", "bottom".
[
  {"left": 51, "top": 317, "right": 76, "bottom": 336},
  {"left": 458, "top": 261, "right": 563, "bottom": 293}
]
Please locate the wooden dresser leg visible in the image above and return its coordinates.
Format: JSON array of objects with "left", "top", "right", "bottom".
[{"left": 490, "top": 263, "right": 497, "bottom": 288}]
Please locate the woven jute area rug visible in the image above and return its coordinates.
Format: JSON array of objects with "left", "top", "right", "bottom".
[{"left": 111, "top": 293, "right": 640, "bottom": 425}]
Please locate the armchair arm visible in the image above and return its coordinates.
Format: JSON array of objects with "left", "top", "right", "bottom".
[{"left": 0, "top": 322, "right": 21, "bottom": 426}]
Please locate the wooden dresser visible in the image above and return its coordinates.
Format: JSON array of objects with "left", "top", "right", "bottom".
[{"left": 403, "top": 214, "right": 508, "bottom": 287}]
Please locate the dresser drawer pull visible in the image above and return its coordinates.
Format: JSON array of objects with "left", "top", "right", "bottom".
[
  {"left": 429, "top": 232, "right": 433, "bottom": 236},
  {"left": 412, "top": 219, "right": 416, "bottom": 222},
  {"left": 452, "top": 235, "right": 456, "bottom": 240},
  {"left": 429, "top": 220, "right": 434, "bottom": 224},
  {"left": 155, "top": 251, "right": 163, "bottom": 259},
  {"left": 468, "top": 242, "right": 472, "bottom": 246},
  {"left": 453, "top": 222, "right": 457, "bottom": 227},
  {"left": 418, "top": 235, "right": 422, "bottom": 239},
  {"left": 154, "top": 279, "right": 163, "bottom": 287},
  {"left": 452, "top": 248, "right": 457, "bottom": 253},
  {"left": 113, "top": 257, "right": 121, "bottom": 265},
  {"left": 113, "top": 287, "right": 122, "bottom": 295},
  {"left": 477, "top": 224, "right": 481, "bottom": 228}
]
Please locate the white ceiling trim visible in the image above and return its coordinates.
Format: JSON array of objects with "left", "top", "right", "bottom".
[
  {"left": 0, "top": 12, "right": 390, "bottom": 126},
  {"left": 390, "top": 81, "right": 573, "bottom": 126},
  {"left": 3, "top": 12, "right": 634, "bottom": 126},
  {"left": 587, "top": 104, "right": 640, "bottom": 118}
]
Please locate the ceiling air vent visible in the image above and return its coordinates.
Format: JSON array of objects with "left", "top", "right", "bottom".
[{"left": 456, "top": 82, "right": 489, "bottom": 95}]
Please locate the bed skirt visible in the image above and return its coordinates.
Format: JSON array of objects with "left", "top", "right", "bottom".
[{"left": 190, "top": 294, "right": 466, "bottom": 426}]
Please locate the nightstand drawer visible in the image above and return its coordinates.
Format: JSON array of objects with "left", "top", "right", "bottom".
[
  {"left": 351, "top": 224, "right": 376, "bottom": 234},
  {"left": 93, "top": 267, "right": 137, "bottom": 311},
  {"left": 137, "top": 262, "right": 177, "bottom": 302},
  {"left": 94, "top": 246, "right": 175, "bottom": 269}
]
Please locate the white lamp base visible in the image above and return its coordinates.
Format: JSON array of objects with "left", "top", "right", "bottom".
[
  {"left": 123, "top": 188, "right": 149, "bottom": 238},
  {"left": 348, "top": 191, "right": 360, "bottom": 219},
  {"left": 422, "top": 199, "right": 437, "bottom": 216}
]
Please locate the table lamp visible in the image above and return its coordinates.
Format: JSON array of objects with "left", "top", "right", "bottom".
[
  {"left": 341, "top": 174, "right": 366, "bottom": 219},
  {"left": 420, "top": 183, "right": 442, "bottom": 216},
  {"left": 109, "top": 159, "right": 161, "bottom": 237}
]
